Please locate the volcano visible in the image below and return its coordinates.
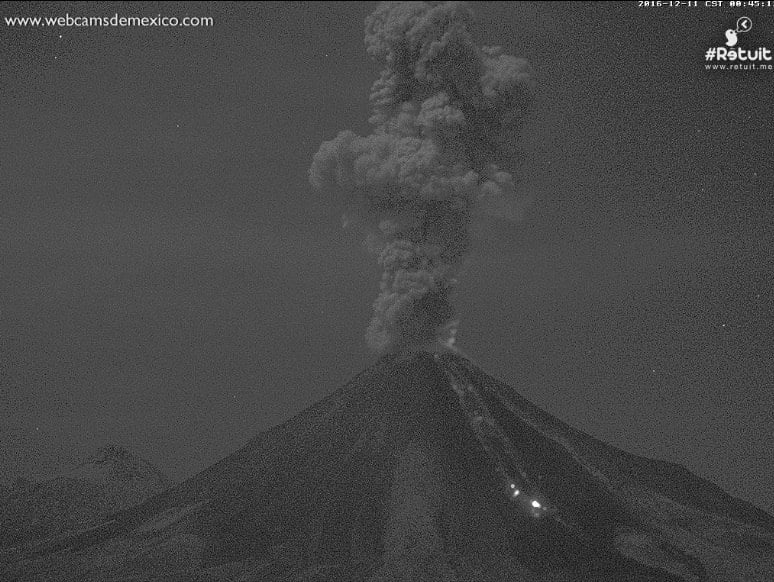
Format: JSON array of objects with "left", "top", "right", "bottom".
[
  {"left": 2, "top": 351, "right": 773, "bottom": 581},
  {"left": 0, "top": 445, "right": 171, "bottom": 553}
]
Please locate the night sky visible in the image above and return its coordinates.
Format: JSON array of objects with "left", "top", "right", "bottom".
[{"left": 1, "top": 2, "right": 772, "bottom": 513}]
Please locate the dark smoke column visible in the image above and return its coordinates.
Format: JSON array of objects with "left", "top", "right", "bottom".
[{"left": 310, "top": 1, "right": 533, "bottom": 353}]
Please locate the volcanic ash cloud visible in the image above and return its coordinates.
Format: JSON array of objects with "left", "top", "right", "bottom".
[{"left": 309, "top": 1, "right": 534, "bottom": 353}]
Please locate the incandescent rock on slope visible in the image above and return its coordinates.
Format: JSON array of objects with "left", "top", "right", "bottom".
[
  {"left": 2, "top": 352, "right": 774, "bottom": 581},
  {"left": 0, "top": 444, "right": 171, "bottom": 551}
]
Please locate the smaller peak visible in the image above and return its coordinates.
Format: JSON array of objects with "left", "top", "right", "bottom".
[
  {"left": 89, "top": 443, "right": 134, "bottom": 462},
  {"left": 95, "top": 443, "right": 134, "bottom": 458},
  {"left": 67, "top": 444, "right": 172, "bottom": 489}
]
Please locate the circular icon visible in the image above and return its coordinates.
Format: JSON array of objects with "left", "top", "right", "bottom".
[{"left": 736, "top": 16, "right": 752, "bottom": 33}]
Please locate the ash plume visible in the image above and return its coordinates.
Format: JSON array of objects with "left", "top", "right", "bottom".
[{"left": 310, "top": 1, "right": 534, "bottom": 353}]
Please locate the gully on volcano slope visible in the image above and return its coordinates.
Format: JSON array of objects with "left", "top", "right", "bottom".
[{"left": 418, "top": 349, "right": 774, "bottom": 581}]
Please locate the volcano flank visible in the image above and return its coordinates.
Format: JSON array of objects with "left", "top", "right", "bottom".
[{"left": 3, "top": 352, "right": 773, "bottom": 581}]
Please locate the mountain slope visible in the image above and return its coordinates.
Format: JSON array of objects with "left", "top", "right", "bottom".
[
  {"left": 0, "top": 445, "right": 171, "bottom": 551},
  {"left": 3, "top": 352, "right": 773, "bottom": 581}
]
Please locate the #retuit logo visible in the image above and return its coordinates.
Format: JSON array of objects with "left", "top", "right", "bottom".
[{"left": 705, "top": 16, "right": 772, "bottom": 70}]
